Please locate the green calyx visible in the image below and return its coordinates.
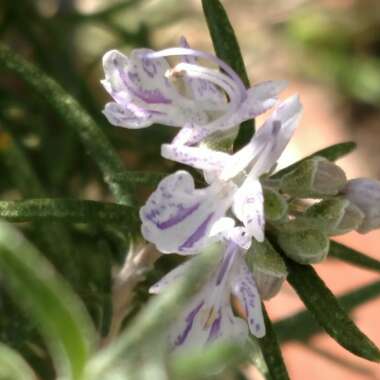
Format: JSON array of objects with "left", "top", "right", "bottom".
[
  {"left": 263, "top": 187, "right": 288, "bottom": 222},
  {"left": 305, "top": 198, "right": 364, "bottom": 236},
  {"left": 274, "top": 219, "right": 330, "bottom": 264},
  {"left": 247, "top": 239, "right": 288, "bottom": 299},
  {"left": 279, "top": 156, "right": 347, "bottom": 198}
]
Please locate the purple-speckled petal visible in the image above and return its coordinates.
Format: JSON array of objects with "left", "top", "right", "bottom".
[
  {"left": 140, "top": 171, "right": 237, "bottom": 254},
  {"left": 149, "top": 259, "right": 193, "bottom": 294},
  {"left": 232, "top": 258, "right": 265, "bottom": 338},
  {"left": 173, "top": 301, "right": 205, "bottom": 347},
  {"left": 103, "top": 102, "right": 158, "bottom": 129},
  {"left": 232, "top": 177, "right": 265, "bottom": 242},
  {"left": 215, "top": 240, "right": 239, "bottom": 286},
  {"left": 101, "top": 49, "right": 209, "bottom": 129},
  {"left": 165, "top": 242, "right": 251, "bottom": 352},
  {"left": 171, "top": 126, "right": 211, "bottom": 146},
  {"left": 248, "top": 95, "right": 303, "bottom": 178},
  {"left": 161, "top": 143, "right": 230, "bottom": 174},
  {"left": 224, "top": 226, "right": 252, "bottom": 250},
  {"left": 179, "top": 37, "right": 226, "bottom": 111}
]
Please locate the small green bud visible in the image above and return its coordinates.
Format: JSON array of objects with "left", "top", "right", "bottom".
[
  {"left": 247, "top": 239, "right": 287, "bottom": 300},
  {"left": 275, "top": 219, "right": 330, "bottom": 264},
  {"left": 280, "top": 157, "right": 347, "bottom": 198},
  {"left": 263, "top": 187, "right": 288, "bottom": 222},
  {"left": 305, "top": 198, "right": 364, "bottom": 236}
]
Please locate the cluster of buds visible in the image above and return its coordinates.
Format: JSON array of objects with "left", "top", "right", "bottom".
[{"left": 101, "top": 38, "right": 380, "bottom": 352}]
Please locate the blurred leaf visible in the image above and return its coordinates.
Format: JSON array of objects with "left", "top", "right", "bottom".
[
  {"left": 286, "top": 258, "right": 380, "bottom": 362},
  {"left": 110, "top": 171, "right": 167, "bottom": 188},
  {"left": 0, "top": 199, "right": 138, "bottom": 225},
  {"left": 0, "top": 220, "right": 96, "bottom": 380},
  {"left": 0, "top": 343, "right": 37, "bottom": 380},
  {"left": 87, "top": 243, "right": 221, "bottom": 378},
  {"left": 329, "top": 241, "right": 380, "bottom": 272},
  {"left": 0, "top": 44, "right": 132, "bottom": 205},
  {"left": 201, "top": 0, "right": 254, "bottom": 150},
  {"left": 272, "top": 141, "right": 356, "bottom": 179},
  {"left": 275, "top": 280, "right": 380, "bottom": 343},
  {"left": 172, "top": 342, "right": 245, "bottom": 380},
  {"left": 258, "top": 306, "right": 290, "bottom": 380}
]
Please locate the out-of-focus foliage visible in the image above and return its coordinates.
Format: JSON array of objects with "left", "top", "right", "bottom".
[
  {"left": 0, "top": 1, "right": 379, "bottom": 380},
  {"left": 282, "top": 2, "right": 380, "bottom": 107}
]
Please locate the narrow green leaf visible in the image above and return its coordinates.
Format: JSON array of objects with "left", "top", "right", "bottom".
[
  {"left": 286, "top": 259, "right": 380, "bottom": 362},
  {"left": 0, "top": 220, "right": 96, "bottom": 380},
  {"left": 272, "top": 141, "right": 356, "bottom": 179},
  {"left": 258, "top": 305, "right": 290, "bottom": 380},
  {"left": 0, "top": 343, "right": 37, "bottom": 380},
  {"left": 201, "top": 0, "right": 254, "bottom": 150},
  {"left": 110, "top": 170, "right": 167, "bottom": 188},
  {"left": 329, "top": 240, "right": 380, "bottom": 272},
  {"left": 0, "top": 44, "right": 132, "bottom": 205},
  {"left": 275, "top": 280, "right": 380, "bottom": 343},
  {"left": 0, "top": 199, "right": 138, "bottom": 225}
]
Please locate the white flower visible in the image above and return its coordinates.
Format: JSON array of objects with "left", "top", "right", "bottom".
[
  {"left": 101, "top": 38, "right": 286, "bottom": 145},
  {"left": 150, "top": 238, "right": 265, "bottom": 351},
  {"left": 140, "top": 95, "right": 303, "bottom": 254}
]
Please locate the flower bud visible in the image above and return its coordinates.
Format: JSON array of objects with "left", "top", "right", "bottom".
[
  {"left": 280, "top": 157, "right": 347, "bottom": 198},
  {"left": 342, "top": 178, "right": 380, "bottom": 233},
  {"left": 247, "top": 239, "right": 287, "bottom": 300},
  {"left": 275, "top": 219, "right": 330, "bottom": 264},
  {"left": 304, "top": 198, "right": 364, "bottom": 236},
  {"left": 263, "top": 187, "right": 288, "bottom": 222}
]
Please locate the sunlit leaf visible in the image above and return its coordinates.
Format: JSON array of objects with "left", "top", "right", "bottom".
[
  {"left": 286, "top": 259, "right": 380, "bottom": 362},
  {"left": 275, "top": 280, "right": 380, "bottom": 343},
  {"left": 329, "top": 240, "right": 380, "bottom": 272}
]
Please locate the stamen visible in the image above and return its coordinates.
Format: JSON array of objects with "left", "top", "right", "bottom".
[
  {"left": 172, "top": 62, "right": 240, "bottom": 107},
  {"left": 146, "top": 47, "right": 247, "bottom": 99}
]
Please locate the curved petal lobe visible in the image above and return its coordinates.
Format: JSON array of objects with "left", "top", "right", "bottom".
[{"left": 140, "top": 171, "right": 236, "bottom": 254}]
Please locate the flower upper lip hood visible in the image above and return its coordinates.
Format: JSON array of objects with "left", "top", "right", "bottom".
[{"left": 101, "top": 38, "right": 287, "bottom": 145}]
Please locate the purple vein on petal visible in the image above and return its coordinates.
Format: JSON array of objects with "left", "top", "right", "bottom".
[
  {"left": 145, "top": 202, "right": 200, "bottom": 230},
  {"left": 179, "top": 213, "right": 214, "bottom": 251},
  {"left": 174, "top": 301, "right": 205, "bottom": 347},
  {"left": 207, "top": 308, "right": 222, "bottom": 343},
  {"left": 116, "top": 63, "right": 172, "bottom": 104},
  {"left": 215, "top": 243, "right": 237, "bottom": 286}
]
